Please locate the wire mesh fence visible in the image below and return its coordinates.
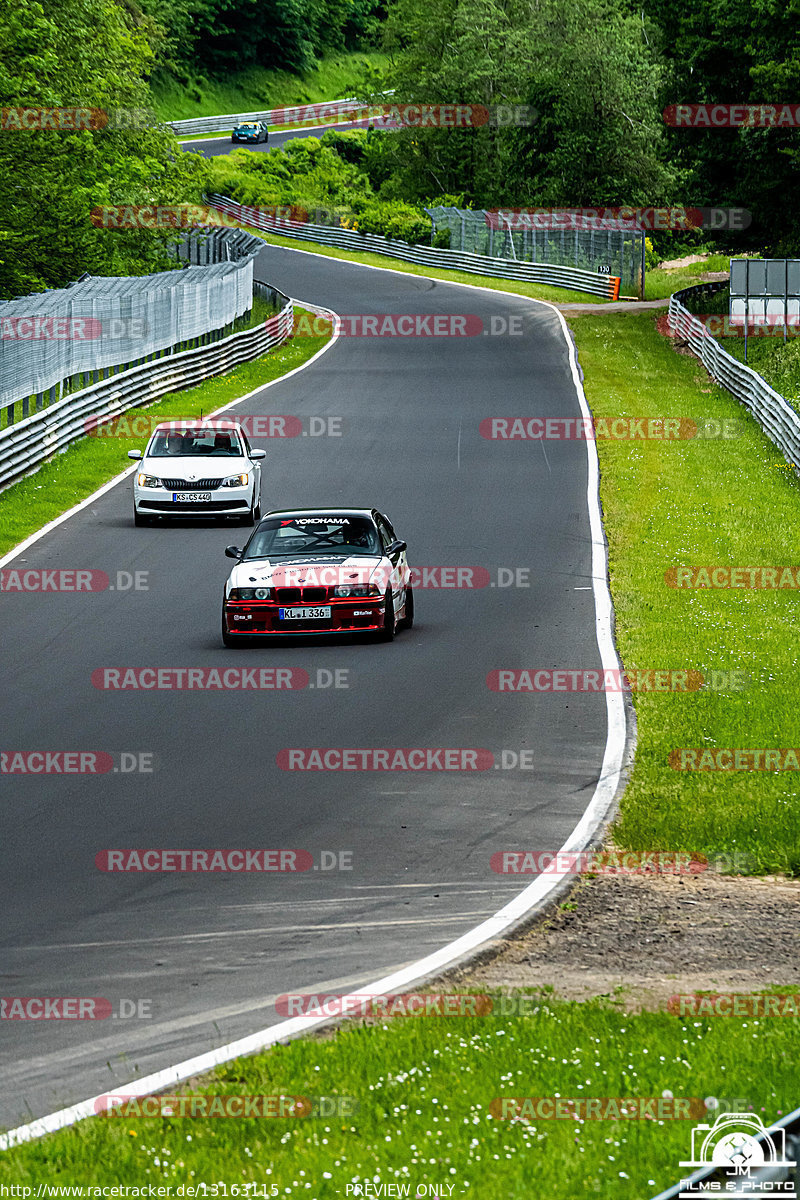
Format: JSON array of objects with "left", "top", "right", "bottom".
[
  {"left": 0, "top": 230, "right": 263, "bottom": 426},
  {"left": 426, "top": 207, "right": 645, "bottom": 297}
]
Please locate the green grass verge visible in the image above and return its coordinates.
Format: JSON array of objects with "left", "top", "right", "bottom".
[
  {"left": 2, "top": 994, "right": 798, "bottom": 1196},
  {"left": 0, "top": 308, "right": 329, "bottom": 558},
  {"left": 644, "top": 255, "right": 730, "bottom": 301},
  {"left": 574, "top": 310, "right": 800, "bottom": 872},
  {"left": 151, "top": 52, "right": 389, "bottom": 123},
  {"left": 240, "top": 225, "right": 613, "bottom": 305}
]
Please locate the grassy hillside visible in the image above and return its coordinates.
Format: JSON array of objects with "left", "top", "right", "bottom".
[{"left": 149, "top": 51, "right": 389, "bottom": 121}]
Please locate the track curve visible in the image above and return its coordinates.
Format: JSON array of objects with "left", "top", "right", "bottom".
[{"left": 0, "top": 246, "right": 620, "bottom": 1127}]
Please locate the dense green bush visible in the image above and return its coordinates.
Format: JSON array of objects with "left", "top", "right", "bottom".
[{"left": 207, "top": 136, "right": 434, "bottom": 246}]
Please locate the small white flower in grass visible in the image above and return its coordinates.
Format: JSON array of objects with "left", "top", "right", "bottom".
[
  {"left": 619, "top": 1172, "right": 629, "bottom": 1179},
  {"left": 322, "top": 1173, "right": 332, "bottom": 1180}
]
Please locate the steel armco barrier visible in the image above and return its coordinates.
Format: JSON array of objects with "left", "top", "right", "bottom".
[
  {"left": 0, "top": 294, "right": 292, "bottom": 492},
  {"left": 208, "top": 194, "right": 622, "bottom": 299},
  {"left": 668, "top": 280, "right": 800, "bottom": 468},
  {"left": 170, "top": 98, "right": 364, "bottom": 137}
]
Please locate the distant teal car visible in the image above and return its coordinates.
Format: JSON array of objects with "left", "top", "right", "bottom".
[{"left": 231, "top": 120, "right": 269, "bottom": 144}]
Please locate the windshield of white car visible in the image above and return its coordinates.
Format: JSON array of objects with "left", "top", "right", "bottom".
[
  {"left": 244, "top": 516, "right": 382, "bottom": 559},
  {"left": 147, "top": 430, "right": 245, "bottom": 457}
]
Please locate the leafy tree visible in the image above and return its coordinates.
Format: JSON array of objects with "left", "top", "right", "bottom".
[
  {"left": 0, "top": 0, "right": 208, "bottom": 297},
  {"left": 377, "top": 0, "right": 673, "bottom": 209}
]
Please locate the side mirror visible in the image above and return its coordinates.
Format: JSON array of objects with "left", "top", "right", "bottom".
[
  {"left": 225, "top": 545, "right": 242, "bottom": 559},
  {"left": 388, "top": 540, "right": 407, "bottom": 555},
  {"left": 250, "top": 449, "right": 266, "bottom": 460},
  {"left": 127, "top": 450, "right": 142, "bottom": 460}
]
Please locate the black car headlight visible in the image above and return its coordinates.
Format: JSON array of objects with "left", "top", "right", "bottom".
[
  {"left": 229, "top": 586, "right": 271, "bottom": 601},
  {"left": 334, "top": 584, "right": 381, "bottom": 598}
]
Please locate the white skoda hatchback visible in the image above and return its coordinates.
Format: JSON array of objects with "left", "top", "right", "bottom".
[{"left": 128, "top": 420, "right": 265, "bottom": 526}]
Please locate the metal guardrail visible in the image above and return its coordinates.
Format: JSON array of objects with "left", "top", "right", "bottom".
[
  {"left": 169, "top": 98, "right": 363, "bottom": 137},
  {"left": 668, "top": 281, "right": 800, "bottom": 468},
  {"left": 209, "top": 194, "right": 622, "bottom": 298},
  {"left": 0, "top": 229, "right": 264, "bottom": 421},
  {"left": 0, "top": 292, "right": 293, "bottom": 491}
]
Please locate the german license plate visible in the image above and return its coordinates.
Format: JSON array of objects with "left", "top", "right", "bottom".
[
  {"left": 174, "top": 492, "right": 212, "bottom": 502},
  {"left": 279, "top": 606, "right": 331, "bottom": 620}
]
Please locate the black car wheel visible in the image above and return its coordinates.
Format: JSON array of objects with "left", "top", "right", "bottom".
[
  {"left": 398, "top": 584, "right": 414, "bottom": 630},
  {"left": 378, "top": 586, "right": 396, "bottom": 642},
  {"left": 222, "top": 602, "right": 244, "bottom": 648}
]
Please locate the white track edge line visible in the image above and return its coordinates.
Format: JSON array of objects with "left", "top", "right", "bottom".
[
  {"left": 0, "top": 299, "right": 338, "bottom": 571},
  {"left": 0, "top": 276, "right": 627, "bottom": 1150}
]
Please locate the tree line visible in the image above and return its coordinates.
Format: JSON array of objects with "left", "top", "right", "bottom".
[{"left": 1, "top": 0, "right": 798, "bottom": 300}]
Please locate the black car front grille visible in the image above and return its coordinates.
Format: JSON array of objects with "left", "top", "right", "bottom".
[
  {"left": 273, "top": 587, "right": 330, "bottom": 605},
  {"left": 160, "top": 478, "right": 223, "bottom": 491}
]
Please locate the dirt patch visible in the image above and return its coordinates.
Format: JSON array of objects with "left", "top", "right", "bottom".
[
  {"left": 658, "top": 254, "right": 710, "bottom": 270},
  {"left": 446, "top": 872, "right": 800, "bottom": 1010}
]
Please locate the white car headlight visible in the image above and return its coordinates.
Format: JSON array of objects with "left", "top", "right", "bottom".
[
  {"left": 137, "top": 473, "right": 162, "bottom": 488},
  {"left": 222, "top": 473, "right": 249, "bottom": 487}
]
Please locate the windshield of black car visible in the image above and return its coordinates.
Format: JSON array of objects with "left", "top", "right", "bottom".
[
  {"left": 237, "top": 124, "right": 257, "bottom": 130},
  {"left": 147, "top": 430, "right": 245, "bottom": 457},
  {"left": 244, "top": 516, "right": 382, "bottom": 559}
]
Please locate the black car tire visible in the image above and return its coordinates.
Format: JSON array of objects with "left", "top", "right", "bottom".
[
  {"left": 378, "top": 586, "right": 396, "bottom": 642},
  {"left": 398, "top": 584, "right": 414, "bottom": 630},
  {"left": 222, "top": 614, "right": 239, "bottom": 648},
  {"left": 133, "top": 506, "right": 149, "bottom": 527}
]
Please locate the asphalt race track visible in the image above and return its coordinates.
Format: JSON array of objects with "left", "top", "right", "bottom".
[
  {"left": 0, "top": 244, "right": 614, "bottom": 1127},
  {"left": 180, "top": 119, "right": 373, "bottom": 158}
]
